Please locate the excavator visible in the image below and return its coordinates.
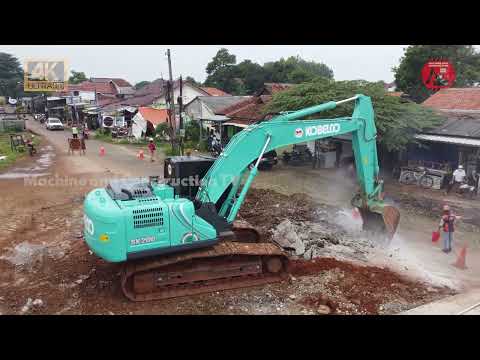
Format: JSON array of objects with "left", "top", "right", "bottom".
[{"left": 83, "top": 94, "right": 400, "bottom": 301}]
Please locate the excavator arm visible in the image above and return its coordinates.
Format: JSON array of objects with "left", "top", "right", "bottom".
[{"left": 196, "top": 94, "right": 399, "bottom": 239}]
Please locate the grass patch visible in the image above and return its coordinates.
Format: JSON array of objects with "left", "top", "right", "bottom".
[
  {"left": 0, "top": 131, "right": 41, "bottom": 171},
  {"left": 93, "top": 130, "right": 148, "bottom": 146}
]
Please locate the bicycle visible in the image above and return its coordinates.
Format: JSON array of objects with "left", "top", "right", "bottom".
[{"left": 399, "top": 166, "right": 435, "bottom": 188}]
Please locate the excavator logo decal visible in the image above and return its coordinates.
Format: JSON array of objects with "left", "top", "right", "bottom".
[
  {"left": 306, "top": 123, "right": 340, "bottom": 137},
  {"left": 295, "top": 124, "right": 341, "bottom": 138}
]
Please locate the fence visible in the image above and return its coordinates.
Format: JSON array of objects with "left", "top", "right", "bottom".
[{"left": 0, "top": 118, "right": 26, "bottom": 132}]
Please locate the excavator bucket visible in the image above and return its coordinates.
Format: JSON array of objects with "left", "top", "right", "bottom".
[
  {"left": 382, "top": 205, "right": 401, "bottom": 239},
  {"left": 358, "top": 205, "right": 400, "bottom": 241}
]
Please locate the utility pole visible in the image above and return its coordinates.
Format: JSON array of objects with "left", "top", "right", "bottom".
[
  {"left": 178, "top": 75, "right": 184, "bottom": 155},
  {"left": 166, "top": 49, "right": 177, "bottom": 152}
]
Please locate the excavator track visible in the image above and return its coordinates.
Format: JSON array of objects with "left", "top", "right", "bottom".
[{"left": 120, "top": 224, "right": 289, "bottom": 301}]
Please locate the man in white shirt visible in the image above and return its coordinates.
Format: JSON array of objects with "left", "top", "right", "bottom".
[{"left": 447, "top": 165, "right": 466, "bottom": 194}]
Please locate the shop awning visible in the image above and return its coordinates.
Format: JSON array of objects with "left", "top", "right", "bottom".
[
  {"left": 200, "top": 115, "right": 229, "bottom": 122},
  {"left": 223, "top": 122, "right": 249, "bottom": 128},
  {"left": 415, "top": 134, "right": 480, "bottom": 147}
]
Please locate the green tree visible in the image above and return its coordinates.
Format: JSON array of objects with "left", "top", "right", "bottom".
[
  {"left": 394, "top": 45, "right": 480, "bottom": 103},
  {"left": 264, "top": 56, "right": 334, "bottom": 84},
  {"left": 204, "top": 48, "right": 243, "bottom": 94},
  {"left": 68, "top": 70, "right": 88, "bottom": 84},
  {"left": 204, "top": 50, "right": 334, "bottom": 95},
  {"left": 0, "top": 52, "right": 24, "bottom": 98},
  {"left": 235, "top": 60, "right": 268, "bottom": 94},
  {"left": 263, "top": 78, "right": 444, "bottom": 152},
  {"left": 134, "top": 80, "right": 150, "bottom": 90},
  {"left": 206, "top": 48, "right": 236, "bottom": 75}
]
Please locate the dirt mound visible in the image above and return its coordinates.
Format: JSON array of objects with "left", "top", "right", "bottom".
[{"left": 290, "top": 257, "right": 455, "bottom": 314}]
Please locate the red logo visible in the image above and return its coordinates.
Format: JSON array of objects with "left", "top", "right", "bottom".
[
  {"left": 294, "top": 128, "right": 304, "bottom": 138},
  {"left": 421, "top": 60, "right": 456, "bottom": 90}
]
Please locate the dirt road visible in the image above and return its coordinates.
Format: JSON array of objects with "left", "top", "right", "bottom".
[{"left": 0, "top": 118, "right": 471, "bottom": 315}]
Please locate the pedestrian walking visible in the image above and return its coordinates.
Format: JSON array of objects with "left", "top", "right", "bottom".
[
  {"left": 446, "top": 165, "right": 466, "bottom": 194},
  {"left": 148, "top": 138, "right": 156, "bottom": 162},
  {"left": 438, "top": 205, "right": 462, "bottom": 253}
]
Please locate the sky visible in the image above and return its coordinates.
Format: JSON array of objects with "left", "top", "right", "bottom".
[{"left": 0, "top": 45, "right": 413, "bottom": 85}]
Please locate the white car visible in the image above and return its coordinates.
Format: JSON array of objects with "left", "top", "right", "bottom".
[{"left": 46, "top": 117, "right": 64, "bottom": 130}]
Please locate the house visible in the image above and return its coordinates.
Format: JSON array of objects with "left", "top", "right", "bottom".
[
  {"left": 100, "top": 78, "right": 168, "bottom": 111},
  {"left": 406, "top": 88, "right": 480, "bottom": 175},
  {"left": 131, "top": 107, "right": 169, "bottom": 139},
  {"left": 153, "top": 81, "right": 219, "bottom": 109},
  {"left": 422, "top": 88, "right": 480, "bottom": 113},
  {"left": 184, "top": 95, "right": 252, "bottom": 140},
  {"left": 58, "top": 77, "right": 134, "bottom": 106},
  {"left": 384, "top": 81, "right": 397, "bottom": 92}
]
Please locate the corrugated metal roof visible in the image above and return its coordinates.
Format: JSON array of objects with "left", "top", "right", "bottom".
[
  {"left": 424, "top": 113, "right": 480, "bottom": 137},
  {"left": 197, "top": 96, "right": 251, "bottom": 113},
  {"left": 415, "top": 134, "right": 480, "bottom": 147}
]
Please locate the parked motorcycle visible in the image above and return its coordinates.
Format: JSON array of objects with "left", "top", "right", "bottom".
[
  {"left": 209, "top": 142, "right": 222, "bottom": 157},
  {"left": 283, "top": 144, "right": 313, "bottom": 166},
  {"left": 457, "top": 182, "right": 476, "bottom": 199}
]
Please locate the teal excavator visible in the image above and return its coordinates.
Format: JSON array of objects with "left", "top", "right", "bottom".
[{"left": 83, "top": 94, "right": 400, "bottom": 301}]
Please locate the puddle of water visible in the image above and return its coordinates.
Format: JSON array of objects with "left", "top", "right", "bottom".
[{"left": 0, "top": 147, "right": 55, "bottom": 179}]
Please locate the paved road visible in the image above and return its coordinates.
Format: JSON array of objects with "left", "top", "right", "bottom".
[
  {"left": 27, "top": 117, "right": 165, "bottom": 178},
  {"left": 402, "top": 289, "right": 480, "bottom": 315}
]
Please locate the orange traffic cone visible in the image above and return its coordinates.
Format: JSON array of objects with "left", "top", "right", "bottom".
[
  {"left": 99, "top": 146, "right": 105, "bottom": 156},
  {"left": 453, "top": 246, "right": 468, "bottom": 270},
  {"left": 137, "top": 150, "right": 144, "bottom": 160}
]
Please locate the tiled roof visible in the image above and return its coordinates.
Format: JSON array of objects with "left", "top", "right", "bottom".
[
  {"left": 100, "top": 79, "right": 167, "bottom": 111},
  {"left": 134, "top": 79, "right": 166, "bottom": 96},
  {"left": 219, "top": 96, "right": 272, "bottom": 126},
  {"left": 90, "top": 78, "right": 132, "bottom": 87},
  {"left": 423, "top": 88, "right": 480, "bottom": 111},
  {"left": 200, "top": 87, "right": 231, "bottom": 96},
  {"left": 263, "top": 82, "right": 295, "bottom": 94},
  {"left": 138, "top": 107, "right": 169, "bottom": 126},
  {"left": 68, "top": 81, "right": 116, "bottom": 94}
]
